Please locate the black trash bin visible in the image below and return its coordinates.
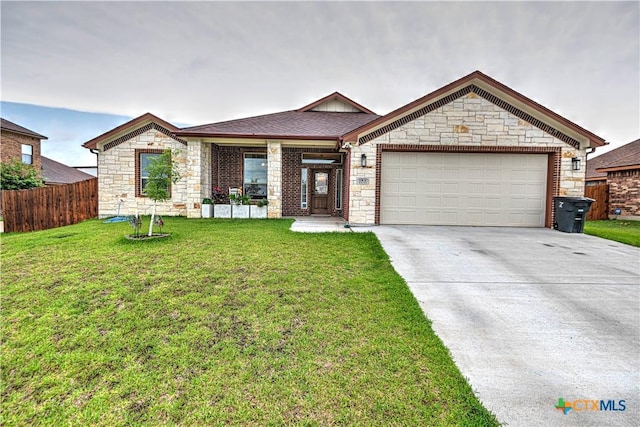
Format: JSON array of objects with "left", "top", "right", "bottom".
[{"left": 553, "top": 197, "right": 595, "bottom": 233}]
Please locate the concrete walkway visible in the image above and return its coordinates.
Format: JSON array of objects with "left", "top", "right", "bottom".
[
  {"left": 372, "top": 226, "right": 639, "bottom": 427},
  {"left": 289, "top": 216, "right": 373, "bottom": 233}
]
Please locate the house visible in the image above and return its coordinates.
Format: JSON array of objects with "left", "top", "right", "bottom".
[
  {"left": 1, "top": 118, "right": 47, "bottom": 172},
  {"left": 41, "top": 156, "right": 95, "bottom": 185},
  {"left": 586, "top": 139, "right": 640, "bottom": 220},
  {"left": 83, "top": 71, "right": 606, "bottom": 227}
]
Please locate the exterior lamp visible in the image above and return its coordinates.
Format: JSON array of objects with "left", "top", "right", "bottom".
[
  {"left": 571, "top": 157, "right": 581, "bottom": 171},
  {"left": 361, "top": 154, "right": 367, "bottom": 167}
]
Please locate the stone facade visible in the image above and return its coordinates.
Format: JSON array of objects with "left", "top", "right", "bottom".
[
  {"left": 0, "top": 129, "right": 43, "bottom": 173},
  {"left": 267, "top": 141, "right": 282, "bottom": 218},
  {"left": 607, "top": 169, "right": 640, "bottom": 220},
  {"left": 185, "top": 140, "right": 211, "bottom": 218},
  {"left": 347, "top": 92, "right": 588, "bottom": 225},
  {"left": 97, "top": 128, "right": 188, "bottom": 218}
]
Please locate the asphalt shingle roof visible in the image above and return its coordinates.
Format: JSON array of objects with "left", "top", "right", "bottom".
[
  {"left": 587, "top": 139, "right": 640, "bottom": 179},
  {"left": 1, "top": 118, "right": 47, "bottom": 139},
  {"left": 178, "top": 110, "right": 381, "bottom": 139},
  {"left": 42, "top": 157, "right": 94, "bottom": 184}
]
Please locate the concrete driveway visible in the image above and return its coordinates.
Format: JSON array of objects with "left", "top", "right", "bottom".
[{"left": 372, "top": 226, "right": 639, "bottom": 427}]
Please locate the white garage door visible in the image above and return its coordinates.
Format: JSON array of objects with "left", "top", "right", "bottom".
[{"left": 380, "top": 152, "right": 548, "bottom": 226}]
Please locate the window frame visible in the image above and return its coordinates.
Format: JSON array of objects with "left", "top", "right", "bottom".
[
  {"left": 243, "top": 152, "right": 268, "bottom": 199},
  {"left": 21, "top": 144, "right": 33, "bottom": 165},
  {"left": 135, "top": 149, "right": 167, "bottom": 197}
]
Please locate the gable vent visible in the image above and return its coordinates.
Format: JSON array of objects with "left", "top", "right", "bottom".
[
  {"left": 358, "top": 85, "right": 580, "bottom": 148},
  {"left": 103, "top": 123, "right": 187, "bottom": 151}
]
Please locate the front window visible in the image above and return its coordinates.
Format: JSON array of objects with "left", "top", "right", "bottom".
[
  {"left": 140, "top": 152, "right": 160, "bottom": 194},
  {"left": 21, "top": 144, "right": 33, "bottom": 164},
  {"left": 244, "top": 153, "right": 267, "bottom": 198},
  {"left": 136, "top": 149, "right": 165, "bottom": 197}
]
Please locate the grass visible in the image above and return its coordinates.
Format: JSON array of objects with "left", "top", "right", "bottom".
[
  {"left": 1, "top": 218, "right": 498, "bottom": 426},
  {"left": 584, "top": 220, "right": 640, "bottom": 247}
]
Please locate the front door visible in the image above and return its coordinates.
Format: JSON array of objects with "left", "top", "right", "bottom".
[{"left": 311, "top": 170, "right": 329, "bottom": 214}]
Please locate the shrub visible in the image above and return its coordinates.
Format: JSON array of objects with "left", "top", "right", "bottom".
[{"left": 0, "top": 159, "right": 45, "bottom": 190}]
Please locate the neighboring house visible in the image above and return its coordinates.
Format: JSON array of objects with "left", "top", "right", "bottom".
[
  {"left": 83, "top": 70, "right": 606, "bottom": 227},
  {"left": 1, "top": 118, "right": 47, "bottom": 172},
  {"left": 41, "top": 156, "right": 94, "bottom": 185},
  {"left": 587, "top": 139, "right": 640, "bottom": 220}
]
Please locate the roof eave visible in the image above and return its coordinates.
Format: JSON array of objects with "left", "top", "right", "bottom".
[
  {"left": 83, "top": 113, "right": 178, "bottom": 149},
  {"left": 1, "top": 128, "right": 48, "bottom": 140},
  {"left": 176, "top": 132, "right": 340, "bottom": 141},
  {"left": 596, "top": 164, "right": 640, "bottom": 173}
]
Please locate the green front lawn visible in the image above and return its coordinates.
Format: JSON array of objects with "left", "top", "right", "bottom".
[
  {"left": 1, "top": 218, "right": 497, "bottom": 426},
  {"left": 584, "top": 220, "right": 640, "bottom": 247}
]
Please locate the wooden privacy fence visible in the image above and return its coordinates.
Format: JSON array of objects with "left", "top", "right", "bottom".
[
  {"left": 584, "top": 184, "right": 609, "bottom": 220},
  {"left": 1, "top": 178, "right": 98, "bottom": 232}
]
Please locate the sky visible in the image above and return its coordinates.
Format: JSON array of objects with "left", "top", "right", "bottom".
[{"left": 1, "top": 1, "right": 639, "bottom": 167}]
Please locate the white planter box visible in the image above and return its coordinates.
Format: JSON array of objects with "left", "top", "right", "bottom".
[
  {"left": 201, "top": 204, "right": 213, "bottom": 218},
  {"left": 232, "top": 204, "right": 250, "bottom": 218},
  {"left": 250, "top": 205, "right": 267, "bottom": 219},
  {"left": 214, "top": 204, "right": 231, "bottom": 218}
]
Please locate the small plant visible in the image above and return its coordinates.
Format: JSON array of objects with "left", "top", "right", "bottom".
[
  {"left": 128, "top": 214, "right": 142, "bottom": 237},
  {"left": 256, "top": 199, "right": 269, "bottom": 208},
  {"left": 229, "top": 188, "right": 250, "bottom": 205},
  {"left": 143, "top": 149, "right": 181, "bottom": 236},
  {"left": 155, "top": 216, "right": 164, "bottom": 233},
  {"left": 211, "top": 186, "right": 226, "bottom": 204},
  {"left": 202, "top": 198, "right": 213, "bottom": 205}
]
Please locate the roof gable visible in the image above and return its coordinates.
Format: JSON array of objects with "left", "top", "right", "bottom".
[
  {"left": 342, "top": 71, "right": 606, "bottom": 149},
  {"left": 1, "top": 118, "right": 48, "bottom": 139},
  {"left": 297, "top": 92, "right": 376, "bottom": 114},
  {"left": 83, "top": 113, "right": 185, "bottom": 150}
]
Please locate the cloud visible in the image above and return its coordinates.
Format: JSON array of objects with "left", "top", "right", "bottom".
[{"left": 1, "top": 1, "right": 638, "bottom": 148}]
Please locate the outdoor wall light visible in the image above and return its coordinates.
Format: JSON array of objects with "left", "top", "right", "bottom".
[
  {"left": 361, "top": 154, "right": 367, "bottom": 167},
  {"left": 572, "top": 157, "right": 581, "bottom": 171}
]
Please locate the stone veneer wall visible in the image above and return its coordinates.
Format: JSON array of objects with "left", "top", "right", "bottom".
[
  {"left": 97, "top": 128, "right": 188, "bottom": 218},
  {"left": 348, "top": 92, "right": 587, "bottom": 225},
  {"left": 0, "top": 130, "right": 43, "bottom": 173},
  {"left": 267, "top": 141, "right": 282, "bottom": 218},
  {"left": 185, "top": 140, "right": 211, "bottom": 218},
  {"left": 607, "top": 170, "right": 640, "bottom": 220}
]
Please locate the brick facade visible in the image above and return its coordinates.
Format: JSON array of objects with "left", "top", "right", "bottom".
[
  {"left": 607, "top": 170, "right": 640, "bottom": 220},
  {"left": 347, "top": 92, "right": 587, "bottom": 225},
  {"left": 281, "top": 148, "right": 345, "bottom": 217},
  {"left": 0, "top": 129, "right": 43, "bottom": 173}
]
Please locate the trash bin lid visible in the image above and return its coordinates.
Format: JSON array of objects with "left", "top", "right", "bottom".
[{"left": 553, "top": 196, "right": 595, "bottom": 203}]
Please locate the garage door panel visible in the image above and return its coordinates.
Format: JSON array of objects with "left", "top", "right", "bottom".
[{"left": 381, "top": 152, "right": 547, "bottom": 226}]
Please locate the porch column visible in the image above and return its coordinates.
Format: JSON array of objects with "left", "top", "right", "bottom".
[
  {"left": 267, "top": 140, "right": 282, "bottom": 218},
  {"left": 186, "top": 140, "right": 211, "bottom": 218}
]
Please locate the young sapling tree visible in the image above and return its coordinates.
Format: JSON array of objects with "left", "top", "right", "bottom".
[{"left": 143, "top": 149, "right": 181, "bottom": 236}]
